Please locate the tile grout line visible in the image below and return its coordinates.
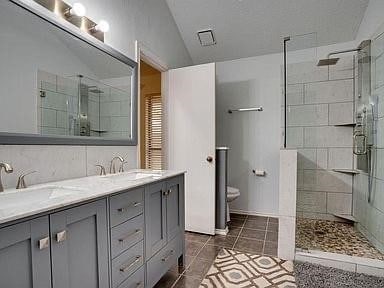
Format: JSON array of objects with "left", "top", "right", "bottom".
[
  {"left": 170, "top": 234, "right": 212, "bottom": 288},
  {"left": 261, "top": 217, "right": 270, "bottom": 255},
  {"left": 232, "top": 214, "right": 248, "bottom": 250}
]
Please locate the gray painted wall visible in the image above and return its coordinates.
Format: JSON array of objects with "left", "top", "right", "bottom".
[{"left": 216, "top": 54, "right": 282, "bottom": 216}]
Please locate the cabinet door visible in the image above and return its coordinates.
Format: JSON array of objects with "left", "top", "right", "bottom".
[
  {"left": 166, "top": 176, "right": 184, "bottom": 241},
  {"left": 145, "top": 181, "right": 167, "bottom": 259},
  {"left": 0, "top": 216, "right": 51, "bottom": 288},
  {"left": 50, "top": 199, "right": 109, "bottom": 288}
]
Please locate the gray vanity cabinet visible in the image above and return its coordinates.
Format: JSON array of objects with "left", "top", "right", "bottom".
[
  {"left": 0, "top": 173, "right": 185, "bottom": 288},
  {"left": 0, "top": 216, "right": 51, "bottom": 288},
  {"left": 50, "top": 199, "right": 109, "bottom": 288},
  {"left": 145, "top": 181, "right": 167, "bottom": 259},
  {"left": 166, "top": 176, "right": 184, "bottom": 242},
  {"left": 145, "top": 176, "right": 185, "bottom": 287}
]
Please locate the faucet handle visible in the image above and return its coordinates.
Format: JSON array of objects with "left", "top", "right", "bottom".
[
  {"left": 119, "top": 161, "right": 128, "bottom": 173},
  {"left": 95, "top": 165, "right": 106, "bottom": 176},
  {"left": 16, "top": 171, "right": 37, "bottom": 190}
]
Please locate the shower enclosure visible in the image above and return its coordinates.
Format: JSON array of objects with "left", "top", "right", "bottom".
[{"left": 283, "top": 33, "right": 384, "bottom": 261}]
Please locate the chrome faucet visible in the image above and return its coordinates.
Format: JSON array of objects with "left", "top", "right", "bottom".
[
  {"left": 16, "top": 171, "right": 37, "bottom": 189},
  {"left": 0, "top": 163, "right": 14, "bottom": 192},
  {"left": 110, "top": 156, "right": 124, "bottom": 174},
  {"left": 95, "top": 165, "right": 106, "bottom": 176}
]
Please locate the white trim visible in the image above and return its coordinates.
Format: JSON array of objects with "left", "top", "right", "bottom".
[
  {"left": 295, "top": 249, "right": 384, "bottom": 277},
  {"left": 135, "top": 41, "right": 168, "bottom": 72},
  {"left": 215, "top": 227, "right": 229, "bottom": 236},
  {"left": 135, "top": 41, "right": 169, "bottom": 169},
  {"left": 229, "top": 209, "right": 279, "bottom": 219}
]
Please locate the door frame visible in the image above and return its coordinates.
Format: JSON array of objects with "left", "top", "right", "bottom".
[{"left": 135, "top": 41, "right": 169, "bottom": 169}]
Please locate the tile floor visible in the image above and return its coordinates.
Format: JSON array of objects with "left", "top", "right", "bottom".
[
  {"left": 154, "top": 214, "right": 279, "bottom": 288},
  {"left": 296, "top": 218, "right": 384, "bottom": 260}
]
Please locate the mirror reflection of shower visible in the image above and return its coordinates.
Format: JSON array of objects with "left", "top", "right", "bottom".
[{"left": 38, "top": 70, "right": 132, "bottom": 139}]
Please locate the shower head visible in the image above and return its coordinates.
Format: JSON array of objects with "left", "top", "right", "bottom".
[
  {"left": 88, "top": 86, "right": 104, "bottom": 94},
  {"left": 317, "top": 46, "right": 363, "bottom": 67},
  {"left": 317, "top": 58, "right": 340, "bottom": 66}
]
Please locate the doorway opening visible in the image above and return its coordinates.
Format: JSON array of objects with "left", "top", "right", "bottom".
[{"left": 139, "top": 60, "right": 163, "bottom": 169}]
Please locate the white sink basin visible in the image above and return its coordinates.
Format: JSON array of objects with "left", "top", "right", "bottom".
[
  {"left": 0, "top": 186, "right": 85, "bottom": 211},
  {"left": 102, "top": 171, "right": 163, "bottom": 183}
]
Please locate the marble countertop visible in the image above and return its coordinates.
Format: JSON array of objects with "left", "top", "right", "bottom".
[{"left": 0, "top": 169, "right": 185, "bottom": 225}]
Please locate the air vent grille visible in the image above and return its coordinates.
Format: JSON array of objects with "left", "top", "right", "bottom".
[{"left": 197, "top": 29, "right": 216, "bottom": 46}]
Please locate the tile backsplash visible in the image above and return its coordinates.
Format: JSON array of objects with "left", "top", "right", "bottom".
[{"left": 0, "top": 145, "right": 137, "bottom": 190}]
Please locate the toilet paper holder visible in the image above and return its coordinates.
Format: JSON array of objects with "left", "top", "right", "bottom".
[{"left": 252, "top": 169, "right": 266, "bottom": 176}]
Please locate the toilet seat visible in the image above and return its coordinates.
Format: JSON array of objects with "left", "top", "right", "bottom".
[
  {"left": 227, "top": 186, "right": 240, "bottom": 197},
  {"left": 227, "top": 186, "right": 240, "bottom": 223}
]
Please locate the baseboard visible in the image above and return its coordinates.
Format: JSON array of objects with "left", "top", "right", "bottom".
[
  {"left": 230, "top": 209, "right": 279, "bottom": 218},
  {"left": 215, "top": 227, "right": 229, "bottom": 236}
]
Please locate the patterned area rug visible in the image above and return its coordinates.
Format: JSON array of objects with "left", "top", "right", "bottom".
[{"left": 200, "top": 249, "right": 296, "bottom": 288}]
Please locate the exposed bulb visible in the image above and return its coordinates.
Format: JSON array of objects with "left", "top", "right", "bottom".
[
  {"left": 70, "top": 2, "right": 86, "bottom": 17},
  {"left": 95, "top": 20, "right": 110, "bottom": 33}
]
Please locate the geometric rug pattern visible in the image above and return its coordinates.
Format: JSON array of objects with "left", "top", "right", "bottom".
[{"left": 200, "top": 249, "right": 297, "bottom": 288}]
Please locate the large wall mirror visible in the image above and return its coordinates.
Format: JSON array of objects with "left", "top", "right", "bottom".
[{"left": 0, "top": 0, "right": 138, "bottom": 145}]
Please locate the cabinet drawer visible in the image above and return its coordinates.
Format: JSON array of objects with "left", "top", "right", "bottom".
[
  {"left": 146, "top": 234, "right": 182, "bottom": 287},
  {"left": 117, "top": 266, "right": 145, "bottom": 288},
  {"left": 111, "top": 214, "right": 144, "bottom": 259},
  {"left": 112, "top": 241, "right": 144, "bottom": 288},
  {"left": 110, "top": 188, "right": 144, "bottom": 227}
]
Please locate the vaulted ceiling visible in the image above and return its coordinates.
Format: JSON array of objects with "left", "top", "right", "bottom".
[{"left": 166, "top": 0, "right": 369, "bottom": 64}]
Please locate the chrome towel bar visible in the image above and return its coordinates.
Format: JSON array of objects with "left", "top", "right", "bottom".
[{"left": 228, "top": 107, "right": 263, "bottom": 113}]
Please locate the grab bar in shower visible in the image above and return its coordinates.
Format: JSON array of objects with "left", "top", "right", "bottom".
[{"left": 228, "top": 107, "right": 263, "bottom": 114}]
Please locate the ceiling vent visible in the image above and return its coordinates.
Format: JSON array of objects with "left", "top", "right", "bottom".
[{"left": 197, "top": 29, "right": 216, "bottom": 46}]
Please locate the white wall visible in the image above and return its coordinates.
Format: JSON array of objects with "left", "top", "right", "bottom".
[
  {"left": 0, "top": 0, "right": 192, "bottom": 189},
  {"left": 356, "top": 0, "right": 384, "bottom": 43},
  {"left": 216, "top": 53, "right": 282, "bottom": 216}
]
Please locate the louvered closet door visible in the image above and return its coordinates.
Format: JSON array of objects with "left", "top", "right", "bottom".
[{"left": 145, "top": 93, "right": 163, "bottom": 169}]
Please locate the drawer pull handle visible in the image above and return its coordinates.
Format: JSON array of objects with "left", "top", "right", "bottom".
[
  {"left": 168, "top": 189, "right": 172, "bottom": 195},
  {"left": 119, "top": 255, "right": 141, "bottom": 273},
  {"left": 118, "top": 229, "right": 142, "bottom": 243},
  {"left": 161, "top": 250, "right": 174, "bottom": 262},
  {"left": 38, "top": 237, "right": 50, "bottom": 250},
  {"left": 56, "top": 230, "right": 67, "bottom": 243},
  {"left": 117, "top": 202, "right": 142, "bottom": 212},
  {"left": 163, "top": 190, "right": 168, "bottom": 196}
]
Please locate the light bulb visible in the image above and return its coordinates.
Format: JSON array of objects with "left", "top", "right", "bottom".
[
  {"left": 70, "top": 3, "right": 86, "bottom": 17},
  {"left": 95, "top": 20, "right": 110, "bottom": 33}
]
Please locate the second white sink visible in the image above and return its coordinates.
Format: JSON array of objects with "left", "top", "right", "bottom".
[{"left": 102, "top": 171, "right": 163, "bottom": 183}]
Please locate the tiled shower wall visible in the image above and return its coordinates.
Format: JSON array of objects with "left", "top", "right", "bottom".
[
  {"left": 285, "top": 57, "right": 355, "bottom": 220},
  {"left": 354, "top": 31, "right": 384, "bottom": 253}
]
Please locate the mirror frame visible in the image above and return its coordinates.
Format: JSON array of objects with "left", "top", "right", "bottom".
[{"left": 0, "top": 0, "right": 138, "bottom": 146}]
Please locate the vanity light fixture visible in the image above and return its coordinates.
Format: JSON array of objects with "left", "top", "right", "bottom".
[
  {"left": 64, "top": 2, "right": 86, "bottom": 17},
  {"left": 33, "top": 0, "right": 106, "bottom": 42},
  {"left": 90, "top": 20, "right": 110, "bottom": 33}
]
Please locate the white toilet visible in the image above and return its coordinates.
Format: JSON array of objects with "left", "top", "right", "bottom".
[{"left": 227, "top": 186, "right": 240, "bottom": 222}]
